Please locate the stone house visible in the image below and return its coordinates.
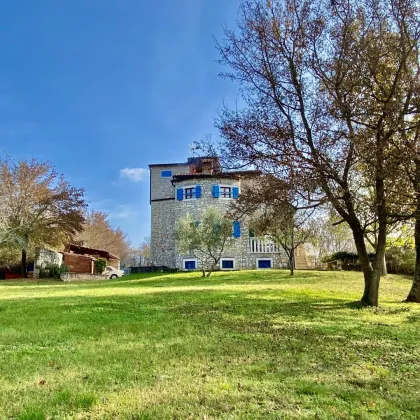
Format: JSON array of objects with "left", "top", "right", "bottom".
[
  {"left": 35, "top": 245, "right": 121, "bottom": 275},
  {"left": 149, "top": 156, "right": 314, "bottom": 271}
]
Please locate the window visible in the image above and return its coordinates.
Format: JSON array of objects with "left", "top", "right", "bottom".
[
  {"left": 213, "top": 184, "right": 239, "bottom": 199},
  {"left": 161, "top": 170, "right": 172, "bottom": 178},
  {"left": 220, "top": 186, "right": 232, "bottom": 198},
  {"left": 185, "top": 187, "right": 195, "bottom": 199},
  {"left": 176, "top": 185, "right": 202, "bottom": 201},
  {"left": 183, "top": 259, "right": 197, "bottom": 270},
  {"left": 220, "top": 258, "right": 235, "bottom": 270},
  {"left": 257, "top": 258, "right": 273, "bottom": 269}
]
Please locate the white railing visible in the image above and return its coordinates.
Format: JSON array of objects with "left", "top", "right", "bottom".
[{"left": 249, "top": 238, "right": 281, "bottom": 253}]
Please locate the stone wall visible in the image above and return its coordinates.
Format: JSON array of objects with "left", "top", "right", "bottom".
[
  {"left": 150, "top": 164, "right": 189, "bottom": 267},
  {"left": 35, "top": 248, "right": 63, "bottom": 268},
  {"left": 150, "top": 164, "right": 190, "bottom": 201},
  {"left": 62, "top": 253, "right": 93, "bottom": 274},
  {"left": 61, "top": 272, "right": 108, "bottom": 282}
]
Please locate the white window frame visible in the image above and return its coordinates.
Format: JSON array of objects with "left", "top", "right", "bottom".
[
  {"left": 183, "top": 185, "right": 198, "bottom": 200},
  {"left": 219, "top": 184, "right": 234, "bottom": 199},
  {"left": 256, "top": 258, "right": 273, "bottom": 269},
  {"left": 183, "top": 258, "right": 198, "bottom": 271},
  {"left": 220, "top": 258, "right": 235, "bottom": 270}
]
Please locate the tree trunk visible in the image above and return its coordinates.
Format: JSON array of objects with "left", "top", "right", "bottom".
[
  {"left": 381, "top": 253, "right": 388, "bottom": 276},
  {"left": 366, "top": 169, "right": 387, "bottom": 307},
  {"left": 406, "top": 211, "right": 420, "bottom": 302},
  {"left": 352, "top": 227, "right": 374, "bottom": 304},
  {"left": 21, "top": 248, "right": 27, "bottom": 278},
  {"left": 288, "top": 223, "right": 295, "bottom": 276},
  {"left": 289, "top": 252, "right": 294, "bottom": 276},
  {"left": 202, "top": 268, "right": 206, "bottom": 277}
]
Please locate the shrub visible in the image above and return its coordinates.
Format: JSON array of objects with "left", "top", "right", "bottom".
[
  {"left": 38, "top": 263, "right": 70, "bottom": 279},
  {"left": 386, "top": 247, "right": 415, "bottom": 275},
  {"left": 322, "top": 251, "right": 375, "bottom": 271},
  {"left": 94, "top": 258, "right": 107, "bottom": 274}
]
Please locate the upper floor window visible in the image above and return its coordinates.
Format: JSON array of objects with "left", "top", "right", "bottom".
[
  {"left": 220, "top": 186, "right": 232, "bottom": 198},
  {"left": 212, "top": 184, "right": 239, "bottom": 199},
  {"left": 177, "top": 185, "right": 202, "bottom": 201},
  {"left": 161, "top": 170, "right": 172, "bottom": 178},
  {"left": 185, "top": 187, "right": 195, "bottom": 199}
]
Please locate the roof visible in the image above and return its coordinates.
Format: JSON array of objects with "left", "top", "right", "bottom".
[
  {"left": 172, "top": 170, "right": 262, "bottom": 182},
  {"left": 148, "top": 156, "right": 220, "bottom": 168},
  {"left": 61, "top": 251, "right": 95, "bottom": 260},
  {"left": 64, "top": 244, "right": 120, "bottom": 261},
  {"left": 148, "top": 162, "right": 189, "bottom": 168}
]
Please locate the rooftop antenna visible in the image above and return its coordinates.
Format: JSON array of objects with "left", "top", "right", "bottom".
[{"left": 189, "top": 141, "right": 201, "bottom": 157}]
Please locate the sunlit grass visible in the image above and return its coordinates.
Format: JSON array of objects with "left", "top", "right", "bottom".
[{"left": 0, "top": 270, "right": 419, "bottom": 419}]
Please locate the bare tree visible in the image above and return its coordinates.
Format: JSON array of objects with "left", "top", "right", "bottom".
[{"left": 215, "top": 0, "right": 420, "bottom": 306}]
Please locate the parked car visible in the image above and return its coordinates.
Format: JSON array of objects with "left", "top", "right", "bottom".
[{"left": 103, "top": 266, "right": 124, "bottom": 279}]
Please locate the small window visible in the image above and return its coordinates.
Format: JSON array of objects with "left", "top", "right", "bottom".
[
  {"left": 220, "top": 186, "right": 232, "bottom": 198},
  {"left": 185, "top": 187, "right": 195, "bottom": 199},
  {"left": 161, "top": 170, "right": 172, "bottom": 178},
  {"left": 184, "top": 259, "right": 197, "bottom": 270},
  {"left": 221, "top": 258, "right": 235, "bottom": 270},
  {"left": 257, "top": 259, "right": 272, "bottom": 269}
]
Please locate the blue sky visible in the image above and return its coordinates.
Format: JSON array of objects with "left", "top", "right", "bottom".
[{"left": 0, "top": 0, "right": 241, "bottom": 246}]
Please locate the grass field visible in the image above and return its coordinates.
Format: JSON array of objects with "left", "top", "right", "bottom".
[{"left": 0, "top": 270, "right": 419, "bottom": 419}]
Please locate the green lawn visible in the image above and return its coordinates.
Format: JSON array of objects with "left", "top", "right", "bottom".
[{"left": 0, "top": 270, "right": 419, "bottom": 419}]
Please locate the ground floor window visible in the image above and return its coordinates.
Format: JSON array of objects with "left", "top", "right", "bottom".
[
  {"left": 220, "top": 258, "right": 235, "bottom": 270},
  {"left": 183, "top": 259, "right": 197, "bottom": 270},
  {"left": 257, "top": 258, "right": 273, "bottom": 269}
]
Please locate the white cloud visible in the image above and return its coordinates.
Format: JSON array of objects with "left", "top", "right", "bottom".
[
  {"left": 119, "top": 167, "right": 147, "bottom": 182},
  {"left": 108, "top": 204, "right": 139, "bottom": 220}
]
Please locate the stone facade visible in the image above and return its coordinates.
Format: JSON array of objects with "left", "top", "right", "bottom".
[
  {"left": 35, "top": 248, "right": 63, "bottom": 268},
  {"left": 149, "top": 163, "right": 190, "bottom": 267},
  {"left": 149, "top": 157, "right": 289, "bottom": 270}
]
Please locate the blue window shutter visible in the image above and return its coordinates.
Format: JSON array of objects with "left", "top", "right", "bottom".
[
  {"left": 233, "top": 221, "right": 241, "bottom": 238},
  {"left": 232, "top": 187, "right": 239, "bottom": 199},
  {"left": 177, "top": 188, "right": 184, "bottom": 201},
  {"left": 212, "top": 184, "right": 220, "bottom": 198},
  {"left": 195, "top": 185, "right": 202, "bottom": 198}
]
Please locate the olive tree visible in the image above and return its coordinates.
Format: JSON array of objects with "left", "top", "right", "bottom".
[{"left": 175, "top": 208, "right": 234, "bottom": 277}]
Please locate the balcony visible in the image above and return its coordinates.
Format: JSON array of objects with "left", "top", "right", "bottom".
[{"left": 249, "top": 238, "right": 281, "bottom": 253}]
